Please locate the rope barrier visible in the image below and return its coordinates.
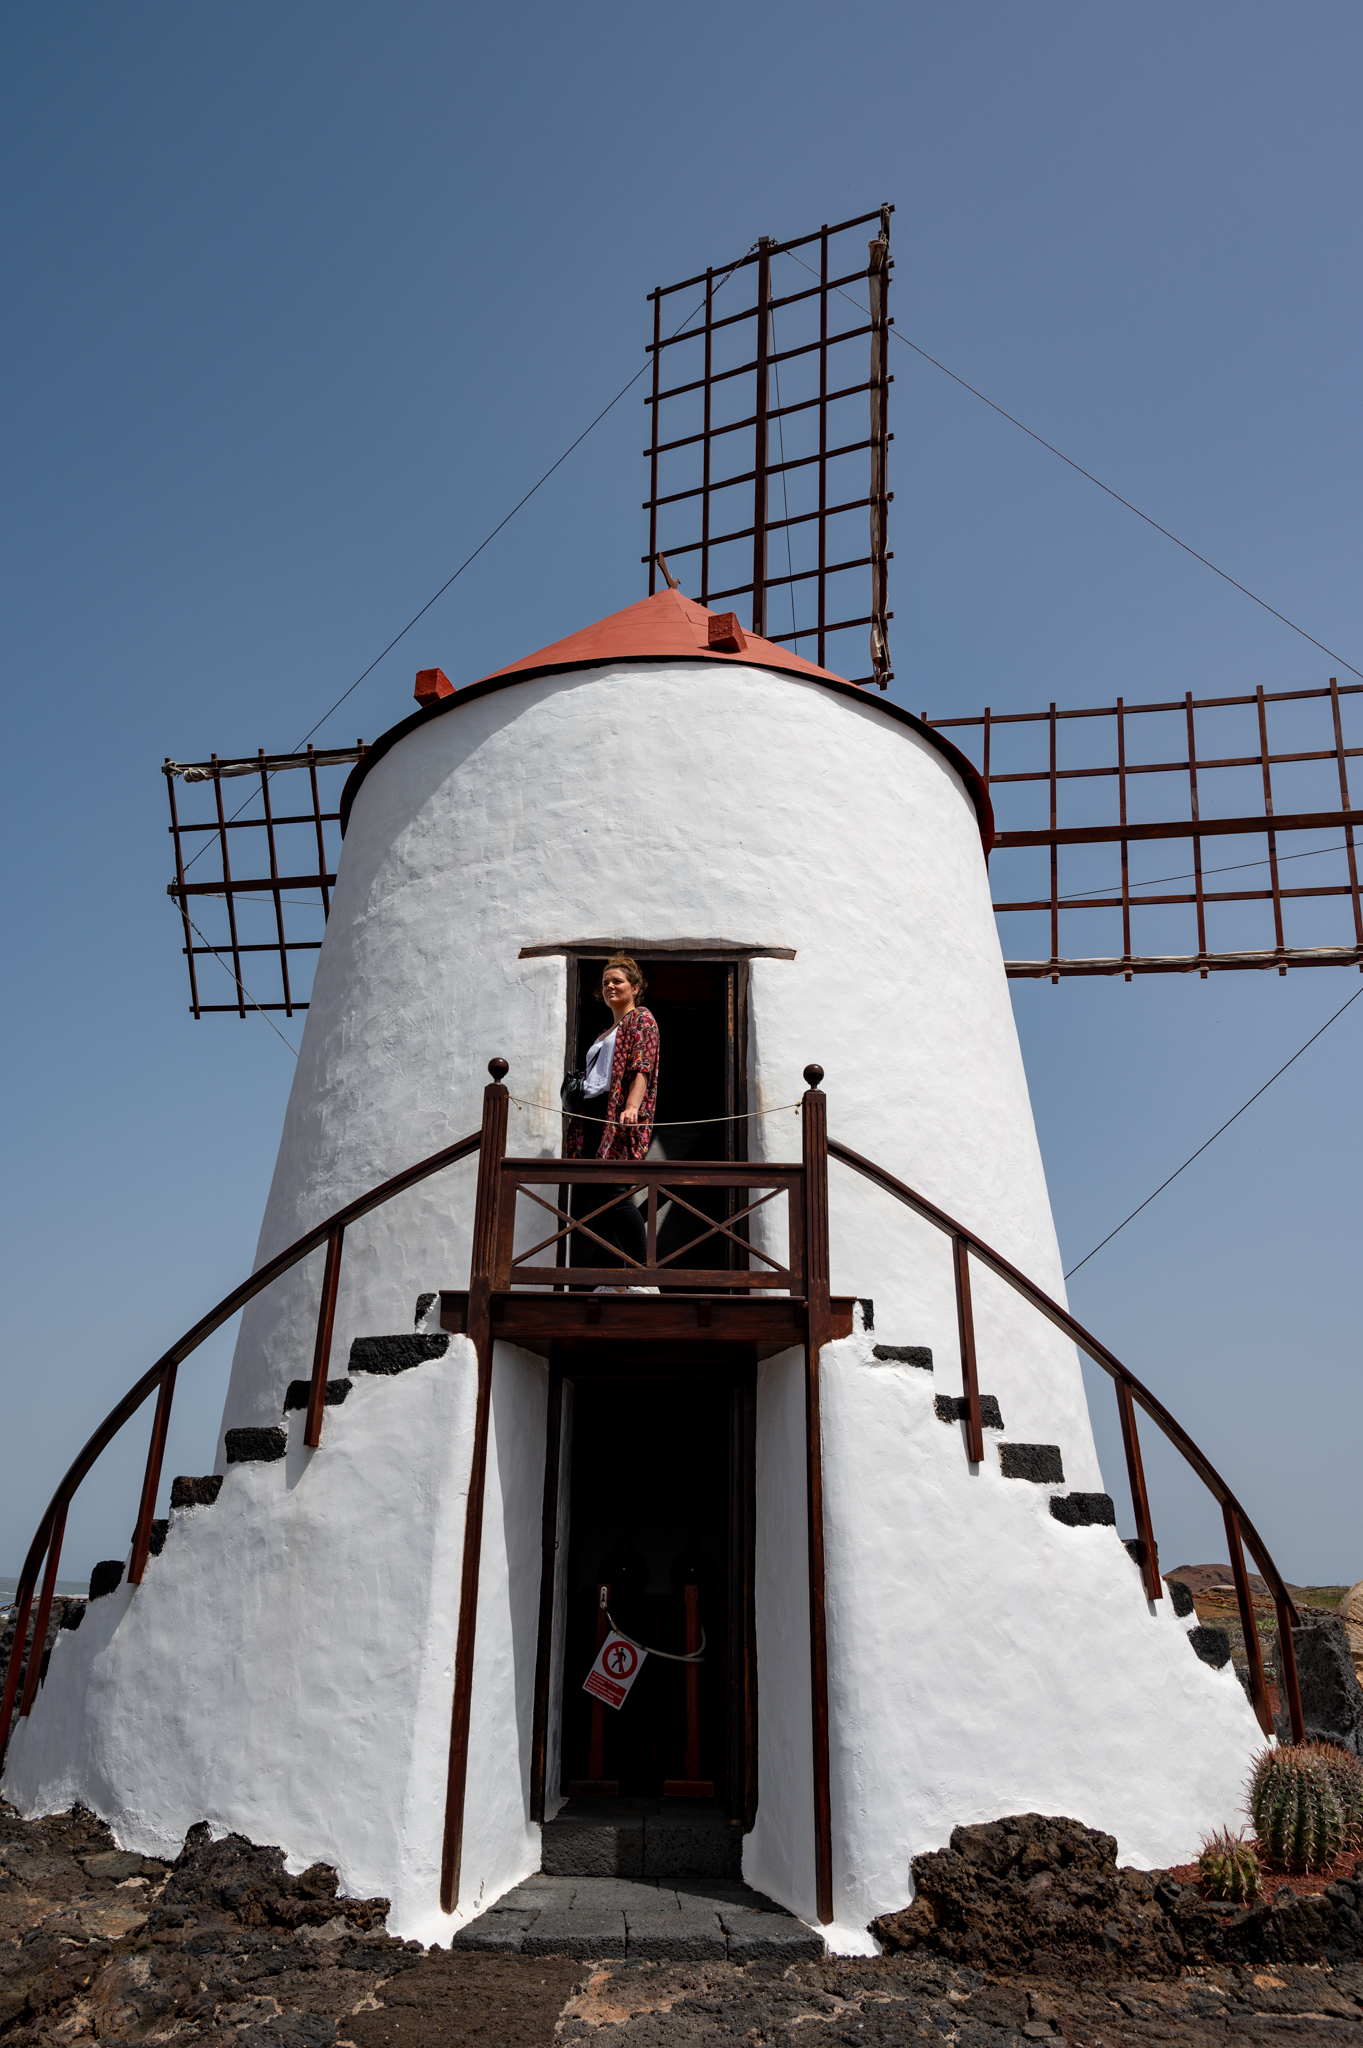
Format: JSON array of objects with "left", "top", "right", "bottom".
[
  {"left": 509, "top": 1095, "right": 802, "bottom": 1127},
  {"left": 607, "top": 1611, "right": 706, "bottom": 1664}
]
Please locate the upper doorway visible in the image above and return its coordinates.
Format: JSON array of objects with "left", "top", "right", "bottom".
[
  {"left": 568, "top": 954, "right": 747, "bottom": 1162},
  {"left": 566, "top": 952, "right": 748, "bottom": 1270}
]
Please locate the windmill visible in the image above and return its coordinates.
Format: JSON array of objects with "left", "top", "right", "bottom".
[{"left": 2, "top": 205, "right": 1341, "bottom": 1951}]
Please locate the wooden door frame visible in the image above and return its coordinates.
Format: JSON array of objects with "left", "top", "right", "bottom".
[
  {"left": 561, "top": 946, "right": 751, "bottom": 1165},
  {"left": 529, "top": 1347, "right": 759, "bottom": 1829}
]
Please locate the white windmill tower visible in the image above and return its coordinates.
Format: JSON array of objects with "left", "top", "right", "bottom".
[{"left": 2, "top": 208, "right": 1302, "bottom": 1954}]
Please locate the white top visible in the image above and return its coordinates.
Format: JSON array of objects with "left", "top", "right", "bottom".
[{"left": 583, "top": 1023, "right": 617, "bottom": 1097}]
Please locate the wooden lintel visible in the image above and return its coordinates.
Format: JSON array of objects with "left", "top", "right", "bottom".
[{"left": 438, "top": 1290, "right": 854, "bottom": 1361}]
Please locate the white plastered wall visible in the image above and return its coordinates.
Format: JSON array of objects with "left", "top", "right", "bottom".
[
  {"left": 2, "top": 1340, "right": 548, "bottom": 1946},
  {"left": 748, "top": 1326, "right": 1264, "bottom": 1950},
  {"left": 745, "top": 1348, "right": 818, "bottom": 1921},
  {"left": 220, "top": 660, "right": 1091, "bottom": 1477}
]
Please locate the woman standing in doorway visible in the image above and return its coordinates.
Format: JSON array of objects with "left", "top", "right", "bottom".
[{"left": 567, "top": 955, "right": 660, "bottom": 1275}]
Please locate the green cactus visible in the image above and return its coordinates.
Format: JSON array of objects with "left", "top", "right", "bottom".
[
  {"left": 1302, "top": 1742, "right": 1363, "bottom": 1853},
  {"left": 1249, "top": 1746, "right": 1344, "bottom": 1870},
  {"left": 1198, "top": 1828, "right": 1261, "bottom": 1903}
]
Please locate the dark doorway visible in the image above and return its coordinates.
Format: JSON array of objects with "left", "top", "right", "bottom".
[
  {"left": 567, "top": 954, "right": 748, "bottom": 1272},
  {"left": 542, "top": 1361, "right": 757, "bottom": 1825},
  {"left": 561, "top": 1375, "right": 728, "bottom": 1800}
]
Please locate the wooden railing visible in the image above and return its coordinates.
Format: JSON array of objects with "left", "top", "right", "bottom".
[
  {"left": 494, "top": 1159, "right": 803, "bottom": 1290},
  {"left": 828, "top": 1137, "right": 1305, "bottom": 1743},
  {"left": 1, "top": 1055, "right": 1306, "bottom": 1919}
]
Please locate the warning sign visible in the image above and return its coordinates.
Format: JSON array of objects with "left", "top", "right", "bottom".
[{"left": 583, "top": 1632, "right": 647, "bottom": 1709}]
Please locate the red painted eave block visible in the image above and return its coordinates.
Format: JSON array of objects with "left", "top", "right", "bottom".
[
  {"left": 707, "top": 612, "right": 746, "bottom": 654},
  {"left": 415, "top": 667, "right": 454, "bottom": 706}
]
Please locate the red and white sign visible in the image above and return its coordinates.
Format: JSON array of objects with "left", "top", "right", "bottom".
[{"left": 583, "top": 1632, "right": 647, "bottom": 1709}]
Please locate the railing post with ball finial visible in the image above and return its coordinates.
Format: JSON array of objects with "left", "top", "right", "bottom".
[
  {"left": 800, "top": 1064, "right": 834, "bottom": 1927},
  {"left": 441, "top": 1058, "right": 510, "bottom": 1915}
]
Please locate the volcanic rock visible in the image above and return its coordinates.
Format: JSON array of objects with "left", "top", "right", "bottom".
[
  {"left": 1342, "top": 1579, "right": 1363, "bottom": 1687},
  {"left": 871, "top": 1813, "right": 1363, "bottom": 1978},
  {"left": 1274, "top": 1611, "right": 1363, "bottom": 1755}
]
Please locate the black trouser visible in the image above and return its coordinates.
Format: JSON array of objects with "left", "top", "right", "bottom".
[{"left": 570, "top": 1178, "right": 647, "bottom": 1271}]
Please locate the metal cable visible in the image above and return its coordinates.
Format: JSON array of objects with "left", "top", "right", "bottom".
[
  {"left": 178, "top": 261, "right": 750, "bottom": 881},
  {"left": 781, "top": 248, "right": 1363, "bottom": 684},
  {"left": 180, "top": 910, "right": 301, "bottom": 1057},
  {"left": 1064, "top": 982, "right": 1363, "bottom": 1277},
  {"left": 1053, "top": 838, "right": 1349, "bottom": 903}
]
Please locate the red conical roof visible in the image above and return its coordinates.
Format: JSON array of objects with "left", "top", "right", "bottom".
[{"left": 475, "top": 587, "right": 852, "bottom": 687}]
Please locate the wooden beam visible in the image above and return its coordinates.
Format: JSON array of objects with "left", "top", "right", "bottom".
[
  {"left": 801, "top": 1067, "right": 834, "bottom": 1927},
  {"left": 440, "top": 1061, "right": 509, "bottom": 1916},
  {"left": 529, "top": 1368, "right": 564, "bottom": 1823},
  {"left": 438, "top": 1291, "right": 854, "bottom": 1360}
]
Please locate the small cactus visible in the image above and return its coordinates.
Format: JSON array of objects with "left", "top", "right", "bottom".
[
  {"left": 1198, "top": 1828, "right": 1261, "bottom": 1903},
  {"left": 1249, "top": 1746, "right": 1344, "bottom": 1870},
  {"left": 1302, "top": 1741, "right": 1363, "bottom": 1853}
]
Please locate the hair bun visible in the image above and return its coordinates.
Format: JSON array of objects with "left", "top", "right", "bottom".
[{"left": 600, "top": 953, "right": 647, "bottom": 997}]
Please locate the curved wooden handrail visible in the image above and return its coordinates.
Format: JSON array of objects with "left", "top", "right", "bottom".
[
  {"left": 0, "top": 1127, "right": 481, "bottom": 1760},
  {"left": 828, "top": 1136, "right": 1304, "bottom": 1738}
]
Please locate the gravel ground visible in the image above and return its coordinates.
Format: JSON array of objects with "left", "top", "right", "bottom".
[{"left": 3, "top": 1801, "right": 1363, "bottom": 2044}]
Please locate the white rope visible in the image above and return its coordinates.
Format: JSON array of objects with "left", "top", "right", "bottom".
[
  {"left": 509, "top": 1095, "right": 802, "bottom": 1127},
  {"left": 607, "top": 1611, "right": 706, "bottom": 1663}
]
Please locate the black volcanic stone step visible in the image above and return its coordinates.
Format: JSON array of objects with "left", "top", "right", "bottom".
[
  {"left": 348, "top": 1334, "right": 449, "bottom": 1376},
  {"left": 283, "top": 1377, "right": 353, "bottom": 1412},
  {"left": 1189, "top": 1624, "right": 1232, "bottom": 1669},
  {"left": 999, "top": 1443, "right": 1064, "bottom": 1484},
  {"left": 89, "top": 1561, "right": 125, "bottom": 1601},
  {"left": 452, "top": 1873, "right": 821, "bottom": 1960},
  {"left": 935, "top": 1394, "right": 1003, "bottom": 1429},
  {"left": 170, "top": 1475, "right": 223, "bottom": 1509},
  {"left": 225, "top": 1426, "right": 287, "bottom": 1463},
  {"left": 871, "top": 1344, "right": 932, "bottom": 1369},
  {"left": 542, "top": 1802, "right": 744, "bottom": 1883},
  {"left": 1049, "top": 1491, "right": 1116, "bottom": 1527}
]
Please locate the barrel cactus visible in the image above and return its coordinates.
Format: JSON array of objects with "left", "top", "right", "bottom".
[
  {"left": 1302, "top": 1741, "right": 1363, "bottom": 1852},
  {"left": 1198, "top": 1828, "right": 1261, "bottom": 1903},
  {"left": 1249, "top": 1746, "right": 1344, "bottom": 1870}
]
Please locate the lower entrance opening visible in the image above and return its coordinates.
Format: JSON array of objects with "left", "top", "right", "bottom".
[{"left": 550, "top": 1365, "right": 756, "bottom": 1824}]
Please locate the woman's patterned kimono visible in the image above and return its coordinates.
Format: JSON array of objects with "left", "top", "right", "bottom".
[{"left": 566, "top": 1005, "right": 660, "bottom": 1163}]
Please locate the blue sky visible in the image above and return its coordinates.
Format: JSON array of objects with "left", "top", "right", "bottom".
[{"left": 3, "top": 1, "right": 1360, "bottom": 1587}]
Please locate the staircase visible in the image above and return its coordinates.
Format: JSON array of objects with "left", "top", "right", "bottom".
[{"left": 0, "top": 1059, "right": 1308, "bottom": 1936}]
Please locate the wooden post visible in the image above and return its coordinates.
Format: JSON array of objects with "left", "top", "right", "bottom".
[
  {"left": 0, "top": 1566, "right": 37, "bottom": 1762},
  {"left": 664, "top": 1584, "right": 713, "bottom": 1797},
  {"left": 1275, "top": 1595, "right": 1306, "bottom": 1743},
  {"left": 1223, "top": 1504, "right": 1273, "bottom": 1737},
  {"left": 588, "top": 1586, "right": 611, "bottom": 1783},
  {"left": 683, "top": 1584, "right": 703, "bottom": 1783},
  {"left": 800, "top": 1064, "right": 834, "bottom": 1927},
  {"left": 570, "top": 1584, "right": 619, "bottom": 1795},
  {"left": 304, "top": 1227, "right": 345, "bottom": 1449},
  {"left": 1114, "top": 1379, "right": 1162, "bottom": 1603},
  {"left": 751, "top": 241, "right": 772, "bottom": 638},
  {"left": 129, "top": 1365, "right": 178, "bottom": 1584},
  {"left": 951, "top": 1237, "right": 984, "bottom": 1464},
  {"left": 529, "top": 1368, "right": 564, "bottom": 1824},
  {"left": 440, "top": 1058, "right": 509, "bottom": 1915},
  {"left": 18, "top": 1506, "right": 68, "bottom": 1719}
]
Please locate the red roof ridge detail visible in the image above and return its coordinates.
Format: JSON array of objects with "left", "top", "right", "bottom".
[{"left": 475, "top": 587, "right": 852, "bottom": 688}]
